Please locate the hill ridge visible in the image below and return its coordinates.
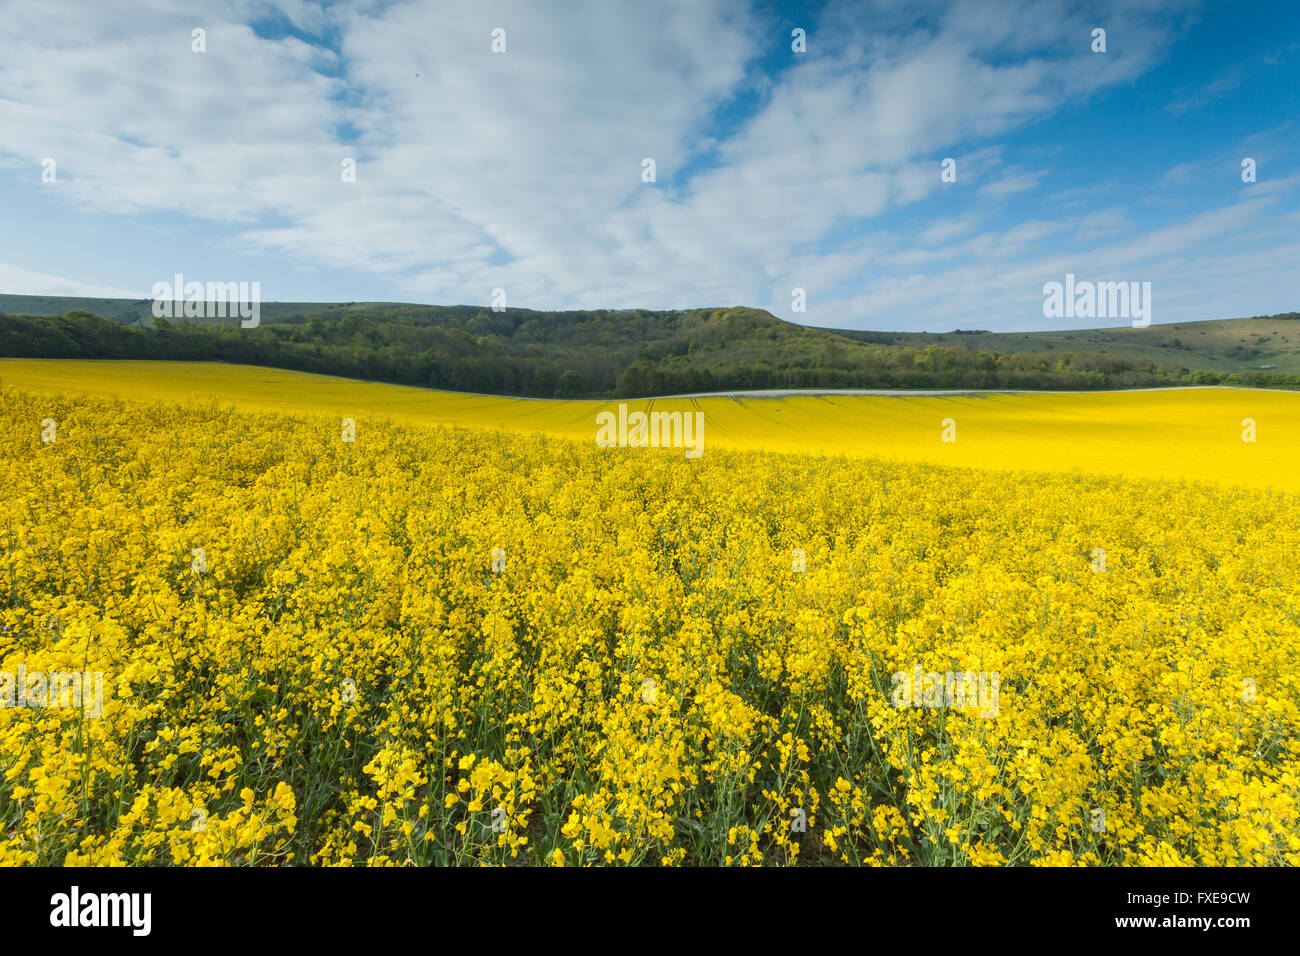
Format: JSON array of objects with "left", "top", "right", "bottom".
[{"left": 2, "top": 294, "right": 1298, "bottom": 398}]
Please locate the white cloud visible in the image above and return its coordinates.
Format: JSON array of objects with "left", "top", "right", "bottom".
[
  {"left": 2, "top": 0, "right": 1288, "bottom": 333},
  {"left": 0, "top": 263, "right": 145, "bottom": 299},
  {"left": 1076, "top": 207, "right": 1131, "bottom": 242},
  {"left": 978, "top": 166, "right": 1046, "bottom": 198},
  {"left": 917, "top": 216, "right": 981, "bottom": 245},
  {"left": 805, "top": 184, "right": 1300, "bottom": 331}
]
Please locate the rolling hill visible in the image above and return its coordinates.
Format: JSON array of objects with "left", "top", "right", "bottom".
[
  {"left": 818, "top": 313, "right": 1300, "bottom": 375},
  {"left": 1, "top": 293, "right": 1297, "bottom": 398}
]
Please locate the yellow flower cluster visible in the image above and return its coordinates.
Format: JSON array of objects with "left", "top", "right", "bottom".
[{"left": 1, "top": 386, "right": 1296, "bottom": 866}]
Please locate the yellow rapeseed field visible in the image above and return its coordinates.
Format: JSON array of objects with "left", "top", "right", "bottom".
[
  {"left": 1, "top": 360, "right": 1297, "bottom": 866},
  {"left": 2, "top": 358, "right": 1298, "bottom": 491}
]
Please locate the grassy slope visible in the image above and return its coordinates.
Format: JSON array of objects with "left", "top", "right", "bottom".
[
  {"left": 0, "top": 294, "right": 359, "bottom": 326},
  {"left": 4, "top": 293, "right": 1298, "bottom": 383},
  {"left": 815, "top": 314, "right": 1300, "bottom": 374}
]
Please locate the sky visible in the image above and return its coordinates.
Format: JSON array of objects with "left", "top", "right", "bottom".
[{"left": 0, "top": 0, "right": 1296, "bottom": 332}]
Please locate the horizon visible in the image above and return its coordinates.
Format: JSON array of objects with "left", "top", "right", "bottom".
[{"left": 2, "top": 291, "right": 1295, "bottom": 337}]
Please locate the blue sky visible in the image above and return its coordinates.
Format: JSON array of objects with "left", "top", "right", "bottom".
[{"left": 0, "top": 0, "right": 1296, "bottom": 331}]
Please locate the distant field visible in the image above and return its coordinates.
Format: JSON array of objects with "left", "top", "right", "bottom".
[{"left": 3, "top": 358, "right": 1295, "bottom": 492}]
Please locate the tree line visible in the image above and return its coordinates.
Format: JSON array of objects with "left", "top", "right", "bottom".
[{"left": 3, "top": 305, "right": 1297, "bottom": 398}]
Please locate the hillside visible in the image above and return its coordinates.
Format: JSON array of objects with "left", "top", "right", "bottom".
[
  {"left": 0, "top": 293, "right": 353, "bottom": 325},
  {"left": 819, "top": 313, "right": 1300, "bottom": 375},
  {"left": 2, "top": 294, "right": 1298, "bottom": 398}
]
